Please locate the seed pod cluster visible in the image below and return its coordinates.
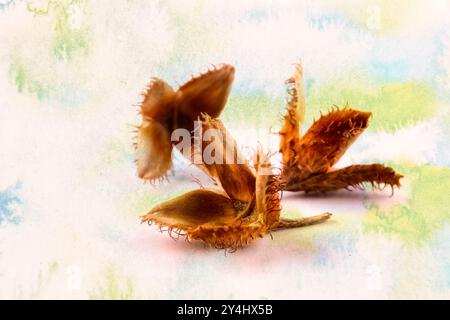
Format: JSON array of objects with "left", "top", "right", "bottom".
[
  {"left": 279, "top": 64, "right": 403, "bottom": 194},
  {"left": 135, "top": 64, "right": 402, "bottom": 250}
]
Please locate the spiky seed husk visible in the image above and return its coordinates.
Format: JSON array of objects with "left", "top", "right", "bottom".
[
  {"left": 198, "top": 114, "right": 256, "bottom": 206},
  {"left": 141, "top": 189, "right": 241, "bottom": 231},
  {"left": 140, "top": 78, "right": 176, "bottom": 121},
  {"left": 279, "top": 64, "right": 304, "bottom": 167},
  {"left": 279, "top": 64, "right": 403, "bottom": 194},
  {"left": 136, "top": 119, "right": 173, "bottom": 180},
  {"left": 296, "top": 107, "right": 372, "bottom": 174},
  {"left": 136, "top": 65, "right": 236, "bottom": 182},
  {"left": 141, "top": 147, "right": 286, "bottom": 250},
  {"left": 136, "top": 79, "right": 175, "bottom": 181},
  {"left": 176, "top": 64, "right": 235, "bottom": 120},
  {"left": 285, "top": 163, "right": 403, "bottom": 193},
  {"left": 187, "top": 149, "right": 282, "bottom": 249},
  {"left": 253, "top": 149, "right": 282, "bottom": 228},
  {"left": 187, "top": 222, "right": 266, "bottom": 250}
]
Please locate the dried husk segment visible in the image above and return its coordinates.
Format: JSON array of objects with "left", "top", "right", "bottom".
[
  {"left": 136, "top": 79, "right": 175, "bottom": 181},
  {"left": 141, "top": 133, "right": 331, "bottom": 249},
  {"left": 140, "top": 122, "right": 276, "bottom": 249},
  {"left": 141, "top": 189, "right": 241, "bottom": 233},
  {"left": 279, "top": 64, "right": 304, "bottom": 167},
  {"left": 183, "top": 150, "right": 283, "bottom": 249},
  {"left": 280, "top": 64, "right": 403, "bottom": 193},
  {"left": 136, "top": 65, "right": 235, "bottom": 182},
  {"left": 198, "top": 115, "right": 256, "bottom": 206},
  {"left": 136, "top": 63, "right": 415, "bottom": 250}
]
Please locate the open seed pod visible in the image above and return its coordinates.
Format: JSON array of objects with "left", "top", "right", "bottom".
[
  {"left": 279, "top": 64, "right": 403, "bottom": 193},
  {"left": 141, "top": 116, "right": 331, "bottom": 250},
  {"left": 135, "top": 65, "right": 235, "bottom": 182},
  {"left": 197, "top": 114, "right": 256, "bottom": 206}
]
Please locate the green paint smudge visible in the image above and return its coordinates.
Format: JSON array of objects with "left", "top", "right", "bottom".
[
  {"left": 26, "top": 0, "right": 90, "bottom": 61},
  {"left": 9, "top": 58, "right": 50, "bottom": 100},
  {"left": 9, "top": 58, "right": 85, "bottom": 106},
  {"left": 307, "top": 80, "right": 439, "bottom": 132},
  {"left": 48, "top": 260, "right": 59, "bottom": 273},
  {"left": 89, "top": 265, "right": 136, "bottom": 300},
  {"left": 222, "top": 94, "right": 283, "bottom": 128},
  {"left": 33, "top": 260, "right": 60, "bottom": 298},
  {"left": 363, "top": 164, "right": 450, "bottom": 246},
  {"left": 52, "top": 1, "right": 90, "bottom": 61},
  {"left": 8, "top": 1, "right": 90, "bottom": 105},
  {"left": 165, "top": 0, "right": 229, "bottom": 66}
]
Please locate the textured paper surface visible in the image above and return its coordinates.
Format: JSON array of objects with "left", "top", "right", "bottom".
[{"left": 0, "top": 0, "right": 449, "bottom": 299}]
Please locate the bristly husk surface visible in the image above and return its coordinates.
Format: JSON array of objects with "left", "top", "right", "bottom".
[
  {"left": 140, "top": 148, "right": 275, "bottom": 250},
  {"left": 296, "top": 107, "right": 372, "bottom": 174},
  {"left": 279, "top": 64, "right": 305, "bottom": 167},
  {"left": 140, "top": 117, "right": 331, "bottom": 250},
  {"left": 280, "top": 64, "right": 404, "bottom": 193},
  {"left": 198, "top": 114, "right": 256, "bottom": 206},
  {"left": 187, "top": 149, "right": 280, "bottom": 249},
  {"left": 284, "top": 164, "right": 402, "bottom": 193},
  {"left": 135, "top": 65, "right": 235, "bottom": 183},
  {"left": 136, "top": 63, "right": 406, "bottom": 250}
]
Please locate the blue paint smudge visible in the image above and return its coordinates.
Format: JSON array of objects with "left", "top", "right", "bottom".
[
  {"left": 309, "top": 13, "right": 356, "bottom": 31},
  {"left": 313, "top": 232, "right": 356, "bottom": 269},
  {"left": 430, "top": 225, "right": 450, "bottom": 289},
  {"left": 0, "top": 0, "right": 15, "bottom": 11},
  {"left": 367, "top": 60, "right": 409, "bottom": 83},
  {"left": 243, "top": 9, "right": 272, "bottom": 24},
  {"left": 54, "top": 84, "right": 87, "bottom": 108},
  {"left": 367, "top": 33, "right": 442, "bottom": 85},
  {"left": 435, "top": 125, "right": 450, "bottom": 167},
  {"left": 432, "top": 28, "right": 450, "bottom": 101},
  {"left": 0, "top": 181, "right": 23, "bottom": 225}
]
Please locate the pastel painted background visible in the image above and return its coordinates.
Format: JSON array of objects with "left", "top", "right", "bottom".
[{"left": 1, "top": 0, "right": 449, "bottom": 299}]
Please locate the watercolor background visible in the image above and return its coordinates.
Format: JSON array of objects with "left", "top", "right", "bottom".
[{"left": 0, "top": 0, "right": 449, "bottom": 299}]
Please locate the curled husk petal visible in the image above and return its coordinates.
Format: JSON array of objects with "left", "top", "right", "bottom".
[
  {"left": 253, "top": 149, "right": 282, "bottom": 229},
  {"left": 176, "top": 64, "right": 235, "bottom": 120},
  {"left": 279, "top": 64, "right": 403, "bottom": 194},
  {"left": 136, "top": 119, "right": 173, "bottom": 181},
  {"left": 136, "top": 79, "right": 176, "bottom": 181},
  {"left": 136, "top": 65, "right": 235, "bottom": 181},
  {"left": 198, "top": 114, "right": 256, "bottom": 206},
  {"left": 141, "top": 189, "right": 240, "bottom": 231},
  {"left": 296, "top": 107, "right": 372, "bottom": 174},
  {"left": 279, "top": 64, "right": 304, "bottom": 167},
  {"left": 140, "top": 78, "right": 176, "bottom": 121},
  {"left": 285, "top": 164, "right": 403, "bottom": 193}
]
